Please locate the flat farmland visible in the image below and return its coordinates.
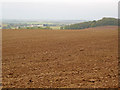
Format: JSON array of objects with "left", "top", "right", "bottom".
[{"left": 2, "top": 26, "right": 118, "bottom": 88}]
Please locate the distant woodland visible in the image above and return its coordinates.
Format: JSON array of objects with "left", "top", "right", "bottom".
[{"left": 61, "top": 18, "right": 118, "bottom": 30}]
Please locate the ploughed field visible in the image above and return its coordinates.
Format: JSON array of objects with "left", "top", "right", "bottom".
[{"left": 2, "top": 26, "right": 118, "bottom": 88}]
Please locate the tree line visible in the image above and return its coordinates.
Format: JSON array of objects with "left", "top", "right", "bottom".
[{"left": 60, "top": 17, "right": 118, "bottom": 30}]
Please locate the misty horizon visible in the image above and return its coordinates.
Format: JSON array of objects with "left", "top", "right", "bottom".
[{"left": 2, "top": 16, "right": 118, "bottom": 22}]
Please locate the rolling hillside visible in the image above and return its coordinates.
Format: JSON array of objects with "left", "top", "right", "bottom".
[{"left": 61, "top": 18, "right": 118, "bottom": 30}]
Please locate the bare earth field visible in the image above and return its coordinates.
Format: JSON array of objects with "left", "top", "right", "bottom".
[{"left": 2, "top": 26, "right": 118, "bottom": 88}]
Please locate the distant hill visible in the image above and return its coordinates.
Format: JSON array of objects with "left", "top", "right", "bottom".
[{"left": 61, "top": 18, "right": 118, "bottom": 30}]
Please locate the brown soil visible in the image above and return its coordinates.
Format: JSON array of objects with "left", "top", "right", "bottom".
[{"left": 2, "top": 26, "right": 118, "bottom": 88}]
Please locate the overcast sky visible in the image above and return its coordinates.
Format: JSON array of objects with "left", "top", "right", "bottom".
[{"left": 0, "top": 0, "right": 119, "bottom": 20}]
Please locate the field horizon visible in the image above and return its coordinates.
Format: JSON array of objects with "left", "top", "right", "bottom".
[{"left": 2, "top": 26, "right": 118, "bottom": 88}]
